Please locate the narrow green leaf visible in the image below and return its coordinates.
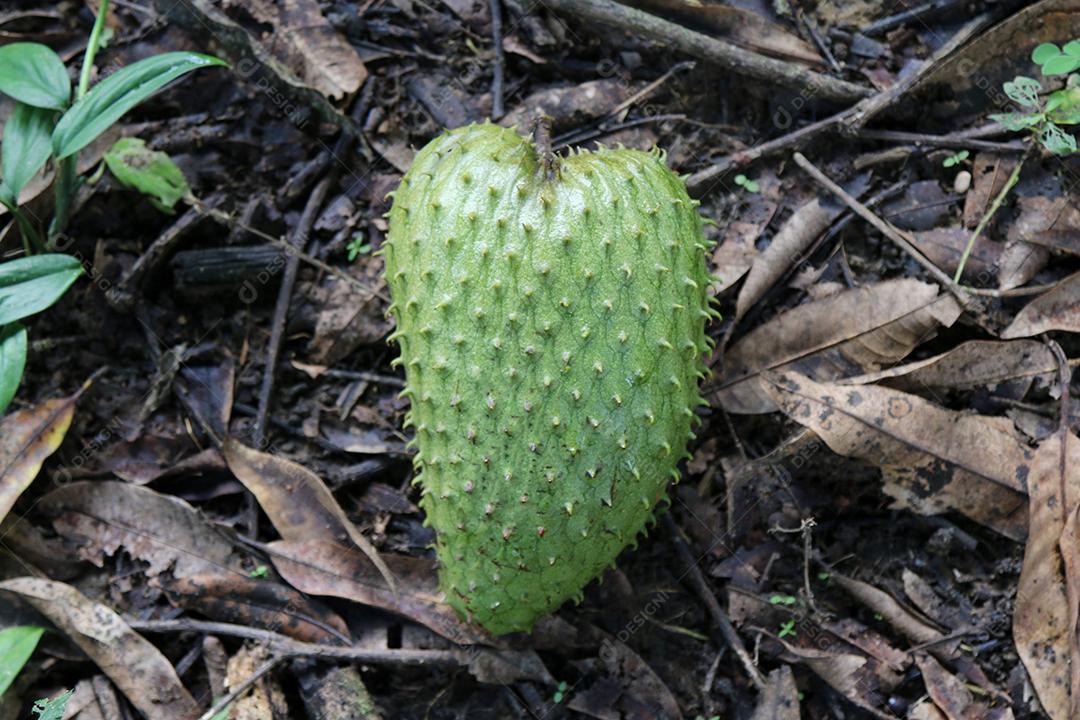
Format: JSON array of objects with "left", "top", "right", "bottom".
[
  {"left": 1, "top": 103, "right": 55, "bottom": 202},
  {"left": 0, "top": 254, "right": 82, "bottom": 325},
  {"left": 104, "top": 137, "right": 190, "bottom": 212},
  {"left": 1042, "top": 55, "right": 1080, "bottom": 76},
  {"left": 52, "top": 51, "right": 226, "bottom": 159},
  {"left": 0, "top": 625, "right": 44, "bottom": 694},
  {"left": 0, "top": 323, "right": 27, "bottom": 414},
  {"left": 0, "top": 43, "right": 70, "bottom": 110},
  {"left": 1032, "top": 43, "right": 1061, "bottom": 65}
]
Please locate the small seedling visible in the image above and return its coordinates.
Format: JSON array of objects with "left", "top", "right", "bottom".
[
  {"left": 103, "top": 137, "right": 192, "bottom": 213},
  {"left": 0, "top": 0, "right": 225, "bottom": 244},
  {"left": 346, "top": 233, "right": 372, "bottom": 262},
  {"left": 32, "top": 690, "right": 73, "bottom": 720},
  {"left": 249, "top": 565, "right": 268, "bottom": 578},
  {"left": 942, "top": 149, "right": 969, "bottom": 167},
  {"left": 769, "top": 593, "right": 797, "bottom": 606},
  {"left": 1032, "top": 40, "right": 1080, "bottom": 76},
  {"left": 817, "top": 571, "right": 831, "bottom": 582},
  {"left": 553, "top": 680, "right": 569, "bottom": 704},
  {"left": 778, "top": 619, "right": 797, "bottom": 638},
  {"left": 989, "top": 41, "right": 1080, "bottom": 156},
  {"left": 733, "top": 173, "right": 760, "bottom": 193}
]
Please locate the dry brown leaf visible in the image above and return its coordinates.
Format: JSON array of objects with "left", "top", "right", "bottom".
[
  {"left": 1014, "top": 432, "right": 1080, "bottom": 720},
  {"left": 308, "top": 276, "right": 392, "bottom": 365},
  {"left": 41, "top": 480, "right": 245, "bottom": 579},
  {"left": 0, "top": 392, "right": 79, "bottom": 525},
  {"left": 909, "top": 227, "right": 1001, "bottom": 285},
  {"left": 1001, "top": 271, "right": 1080, "bottom": 338},
  {"left": 266, "top": 538, "right": 492, "bottom": 645},
  {"left": 712, "top": 169, "right": 781, "bottom": 294},
  {"left": 226, "top": 0, "right": 366, "bottom": 99},
  {"left": 717, "top": 280, "right": 962, "bottom": 414},
  {"left": 733, "top": 182, "right": 867, "bottom": 321},
  {"left": 1008, "top": 193, "right": 1080, "bottom": 256},
  {"left": 764, "top": 372, "right": 1031, "bottom": 539},
  {"left": 0, "top": 578, "right": 200, "bottom": 720},
  {"left": 841, "top": 339, "right": 1057, "bottom": 394},
  {"left": 750, "top": 665, "right": 800, "bottom": 720},
  {"left": 915, "top": 654, "right": 977, "bottom": 720},
  {"left": 223, "top": 438, "right": 396, "bottom": 592},
  {"left": 166, "top": 574, "right": 350, "bottom": 645},
  {"left": 774, "top": 639, "right": 890, "bottom": 719},
  {"left": 963, "top": 155, "right": 1019, "bottom": 229},
  {"left": 624, "top": 0, "right": 823, "bottom": 65},
  {"left": 226, "top": 644, "right": 288, "bottom": 720},
  {"left": 997, "top": 238, "right": 1049, "bottom": 291}
]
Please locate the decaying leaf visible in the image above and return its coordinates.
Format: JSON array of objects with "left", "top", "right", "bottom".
[
  {"left": 41, "top": 480, "right": 245, "bottom": 579},
  {"left": 1014, "top": 432, "right": 1080, "bottom": 720},
  {"left": 623, "top": 0, "right": 823, "bottom": 65},
  {"left": 0, "top": 391, "right": 79, "bottom": 525},
  {"left": 733, "top": 196, "right": 839, "bottom": 322},
  {"left": 266, "top": 538, "right": 491, "bottom": 645},
  {"left": 1001, "top": 271, "right": 1080, "bottom": 338},
  {"left": 764, "top": 372, "right": 1031, "bottom": 539},
  {"left": 842, "top": 339, "right": 1057, "bottom": 395},
  {"left": 750, "top": 665, "right": 799, "bottom": 720},
  {"left": 717, "top": 280, "right": 962, "bottom": 414},
  {"left": 0, "top": 578, "right": 200, "bottom": 720},
  {"left": 166, "top": 574, "right": 350, "bottom": 645},
  {"left": 224, "top": 0, "right": 365, "bottom": 99},
  {"left": 223, "top": 438, "right": 396, "bottom": 591}
]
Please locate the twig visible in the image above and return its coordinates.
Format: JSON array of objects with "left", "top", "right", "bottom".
[
  {"left": 857, "top": 128, "right": 1025, "bottom": 154},
  {"left": 953, "top": 148, "right": 1029, "bottom": 282},
  {"left": 197, "top": 654, "right": 284, "bottom": 720},
  {"left": 661, "top": 513, "right": 766, "bottom": 690},
  {"left": 685, "top": 13, "right": 990, "bottom": 195},
  {"left": 489, "top": 0, "right": 505, "bottom": 120},
  {"left": 862, "top": 0, "right": 964, "bottom": 36},
  {"left": 540, "top": 0, "right": 870, "bottom": 104},
  {"left": 796, "top": 9, "right": 841, "bottom": 74},
  {"left": 792, "top": 152, "right": 968, "bottom": 303},
  {"left": 129, "top": 619, "right": 464, "bottom": 666},
  {"left": 251, "top": 175, "right": 332, "bottom": 451}
]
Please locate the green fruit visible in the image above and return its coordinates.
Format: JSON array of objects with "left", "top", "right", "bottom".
[{"left": 383, "top": 122, "right": 715, "bottom": 635}]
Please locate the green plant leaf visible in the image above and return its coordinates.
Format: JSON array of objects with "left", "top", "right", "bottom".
[
  {"left": 0, "top": 323, "right": 27, "bottom": 415},
  {"left": 1003, "top": 76, "right": 1043, "bottom": 108},
  {"left": 1, "top": 102, "right": 55, "bottom": 204},
  {"left": 1041, "top": 122, "right": 1078, "bottom": 155},
  {"left": 1065, "top": 40, "right": 1080, "bottom": 58},
  {"left": 0, "top": 625, "right": 44, "bottom": 694},
  {"left": 52, "top": 51, "right": 226, "bottom": 160},
  {"left": 32, "top": 690, "right": 73, "bottom": 720},
  {"left": 104, "top": 137, "right": 190, "bottom": 212},
  {"left": 0, "top": 254, "right": 82, "bottom": 325},
  {"left": 1047, "top": 86, "right": 1080, "bottom": 125},
  {"left": 1033, "top": 43, "right": 1061, "bottom": 65},
  {"left": 989, "top": 112, "right": 1044, "bottom": 131},
  {"left": 0, "top": 43, "right": 70, "bottom": 110},
  {"left": 1042, "top": 54, "right": 1080, "bottom": 76}
]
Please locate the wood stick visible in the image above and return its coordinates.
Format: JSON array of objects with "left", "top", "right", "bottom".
[{"left": 540, "top": 0, "right": 871, "bottom": 104}]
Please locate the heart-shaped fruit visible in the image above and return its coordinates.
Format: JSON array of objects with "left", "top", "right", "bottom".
[{"left": 383, "top": 122, "right": 715, "bottom": 634}]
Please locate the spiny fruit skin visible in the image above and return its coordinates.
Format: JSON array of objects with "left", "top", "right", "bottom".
[{"left": 383, "top": 122, "right": 716, "bottom": 635}]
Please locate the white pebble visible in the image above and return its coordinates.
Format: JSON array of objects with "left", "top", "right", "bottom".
[{"left": 953, "top": 170, "right": 972, "bottom": 194}]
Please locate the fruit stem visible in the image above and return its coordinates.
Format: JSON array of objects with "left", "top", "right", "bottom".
[{"left": 533, "top": 115, "right": 559, "bottom": 180}]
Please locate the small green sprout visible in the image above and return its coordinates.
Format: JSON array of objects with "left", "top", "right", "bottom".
[
  {"left": 778, "top": 619, "right": 797, "bottom": 638},
  {"left": 733, "top": 174, "right": 759, "bottom": 193},
  {"left": 249, "top": 565, "right": 268, "bottom": 578},
  {"left": 1032, "top": 40, "right": 1080, "bottom": 76},
  {"left": 769, "top": 594, "right": 797, "bottom": 606},
  {"left": 347, "top": 233, "right": 372, "bottom": 262},
  {"left": 32, "top": 690, "right": 74, "bottom": 720},
  {"left": 942, "top": 150, "right": 969, "bottom": 168},
  {"left": 553, "top": 680, "right": 569, "bottom": 704},
  {"left": 817, "top": 571, "right": 831, "bottom": 582}
]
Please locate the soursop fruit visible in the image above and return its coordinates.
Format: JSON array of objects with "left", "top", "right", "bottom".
[{"left": 383, "top": 122, "right": 716, "bottom": 635}]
